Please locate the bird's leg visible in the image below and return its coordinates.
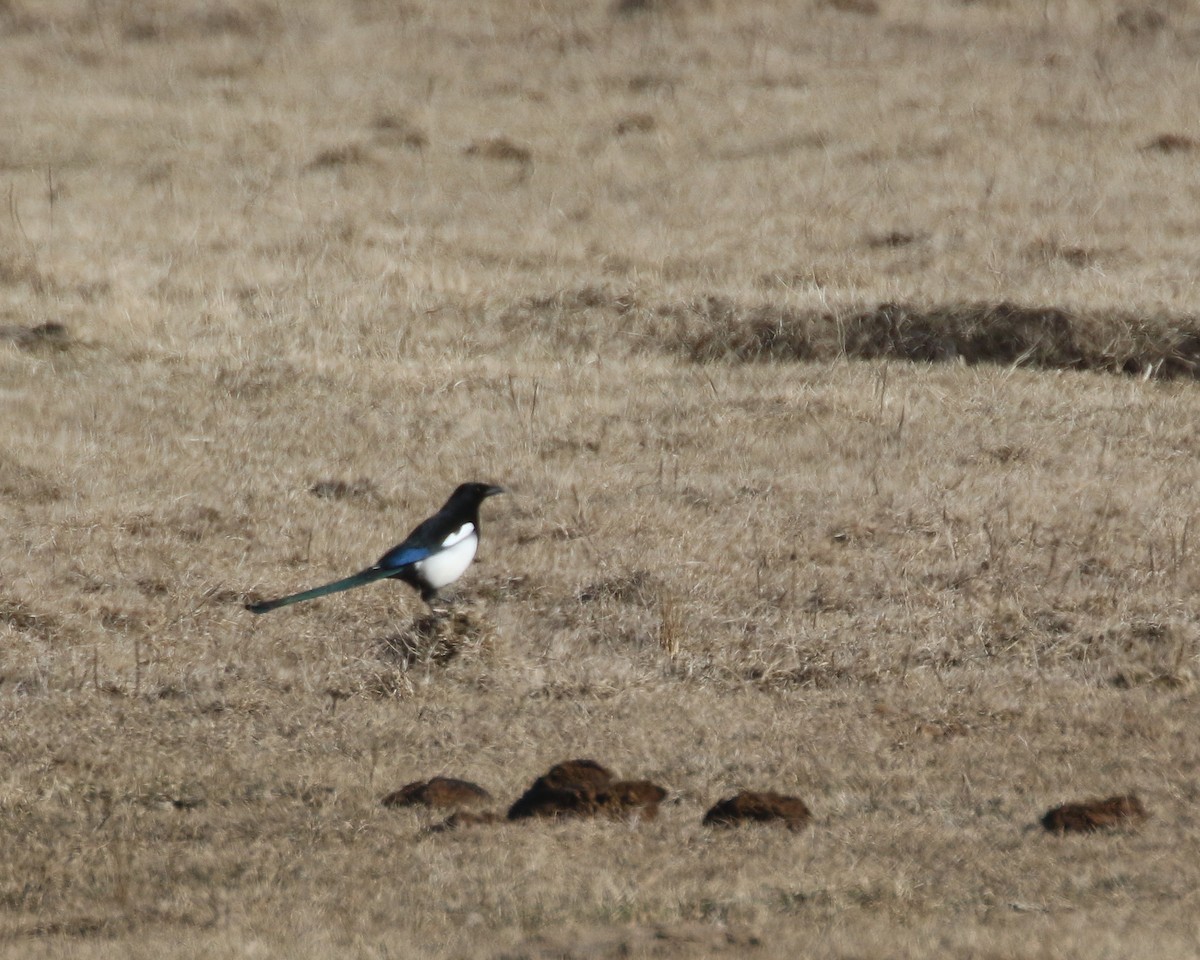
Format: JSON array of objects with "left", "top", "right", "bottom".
[{"left": 423, "top": 588, "right": 451, "bottom": 621}]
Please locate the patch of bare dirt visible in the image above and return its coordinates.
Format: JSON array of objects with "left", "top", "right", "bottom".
[
  {"left": 1114, "top": 6, "right": 1169, "bottom": 35},
  {"left": 822, "top": 0, "right": 880, "bottom": 14},
  {"left": 866, "top": 230, "right": 922, "bottom": 249},
  {"left": 496, "top": 921, "right": 762, "bottom": 959},
  {"left": 120, "top": 2, "right": 283, "bottom": 42},
  {"left": 670, "top": 296, "right": 1200, "bottom": 378},
  {"left": 376, "top": 610, "right": 495, "bottom": 669},
  {"left": 508, "top": 759, "right": 667, "bottom": 822},
  {"left": 381, "top": 776, "right": 493, "bottom": 809},
  {"left": 306, "top": 143, "right": 373, "bottom": 170},
  {"left": 371, "top": 114, "right": 429, "bottom": 150},
  {"left": 702, "top": 791, "right": 812, "bottom": 831},
  {"left": 1041, "top": 794, "right": 1149, "bottom": 833},
  {"left": 308, "top": 477, "right": 386, "bottom": 505},
  {"left": 464, "top": 135, "right": 533, "bottom": 164},
  {"left": 614, "top": 113, "right": 656, "bottom": 135},
  {"left": 1142, "top": 132, "right": 1200, "bottom": 153},
  {"left": 0, "top": 321, "right": 72, "bottom": 353}
]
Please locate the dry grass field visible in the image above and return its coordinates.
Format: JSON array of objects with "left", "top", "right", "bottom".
[{"left": 4, "top": 0, "right": 1200, "bottom": 956}]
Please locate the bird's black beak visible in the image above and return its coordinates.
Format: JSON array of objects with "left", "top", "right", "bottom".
[{"left": 484, "top": 484, "right": 506, "bottom": 498}]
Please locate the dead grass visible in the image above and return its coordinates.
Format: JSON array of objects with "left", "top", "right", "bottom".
[
  {"left": 673, "top": 297, "right": 1200, "bottom": 377},
  {"left": 4, "top": 0, "right": 1200, "bottom": 957}
]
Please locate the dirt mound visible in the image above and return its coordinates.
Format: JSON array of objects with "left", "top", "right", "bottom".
[
  {"left": 702, "top": 790, "right": 812, "bottom": 831},
  {"left": 508, "top": 759, "right": 666, "bottom": 822},
  {"left": 380, "top": 776, "right": 492, "bottom": 810},
  {"left": 609, "top": 781, "right": 669, "bottom": 820},
  {"left": 1041, "top": 794, "right": 1149, "bottom": 833}
]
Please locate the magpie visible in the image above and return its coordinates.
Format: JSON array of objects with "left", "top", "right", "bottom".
[{"left": 245, "top": 482, "right": 505, "bottom": 614}]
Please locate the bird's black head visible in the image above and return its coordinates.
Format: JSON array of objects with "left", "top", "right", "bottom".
[{"left": 446, "top": 482, "right": 505, "bottom": 507}]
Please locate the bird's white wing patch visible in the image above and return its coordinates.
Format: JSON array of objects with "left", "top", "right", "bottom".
[
  {"left": 440, "top": 523, "right": 475, "bottom": 548},
  {"left": 416, "top": 526, "right": 479, "bottom": 590}
]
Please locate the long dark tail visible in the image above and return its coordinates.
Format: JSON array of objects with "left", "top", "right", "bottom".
[{"left": 245, "top": 567, "right": 393, "bottom": 614}]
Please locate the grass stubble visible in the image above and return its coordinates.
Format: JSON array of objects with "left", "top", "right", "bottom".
[{"left": 2, "top": 0, "right": 1200, "bottom": 957}]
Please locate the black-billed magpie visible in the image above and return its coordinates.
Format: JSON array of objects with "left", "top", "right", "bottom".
[{"left": 245, "top": 482, "right": 505, "bottom": 614}]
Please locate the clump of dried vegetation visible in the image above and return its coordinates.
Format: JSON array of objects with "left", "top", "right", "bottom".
[{"left": 3, "top": 0, "right": 1200, "bottom": 958}]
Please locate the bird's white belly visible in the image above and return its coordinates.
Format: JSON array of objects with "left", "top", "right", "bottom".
[{"left": 415, "top": 530, "right": 478, "bottom": 589}]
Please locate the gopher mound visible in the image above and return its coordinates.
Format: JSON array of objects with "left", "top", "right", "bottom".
[
  {"left": 703, "top": 790, "right": 812, "bottom": 831},
  {"left": 1041, "top": 794, "right": 1149, "bottom": 834},
  {"left": 380, "top": 776, "right": 493, "bottom": 810},
  {"left": 508, "top": 759, "right": 667, "bottom": 822}
]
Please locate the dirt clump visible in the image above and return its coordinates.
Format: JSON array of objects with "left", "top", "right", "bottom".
[
  {"left": 1041, "top": 794, "right": 1149, "bottom": 833},
  {"left": 381, "top": 776, "right": 492, "bottom": 809},
  {"left": 702, "top": 790, "right": 812, "bottom": 830},
  {"left": 507, "top": 759, "right": 667, "bottom": 822}
]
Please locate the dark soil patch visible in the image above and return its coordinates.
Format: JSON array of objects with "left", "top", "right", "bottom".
[
  {"left": 703, "top": 790, "right": 812, "bottom": 831},
  {"left": 464, "top": 135, "right": 532, "bottom": 164},
  {"left": 508, "top": 759, "right": 667, "bottom": 822},
  {"left": 1115, "top": 7, "right": 1168, "bottom": 35},
  {"left": 1041, "top": 794, "right": 1149, "bottom": 833},
  {"left": 823, "top": 0, "right": 880, "bottom": 14},
  {"left": 499, "top": 921, "right": 762, "bottom": 959},
  {"left": 866, "top": 230, "right": 921, "bottom": 249},
  {"left": 0, "top": 321, "right": 72, "bottom": 353},
  {"left": 381, "top": 776, "right": 493, "bottom": 810},
  {"left": 371, "top": 114, "right": 428, "bottom": 150},
  {"left": 1142, "top": 133, "right": 1200, "bottom": 153},
  {"left": 308, "top": 477, "right": 385, "bottom": 505},
  {"left": 614, "top": 113, "right": 656, "bottom": 135},
  {"left": 306, "top": 143, "right": 372, "bottom": 170},
  {"left": 669, "top": 296, "right": 1200, "bottom": 378}
]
